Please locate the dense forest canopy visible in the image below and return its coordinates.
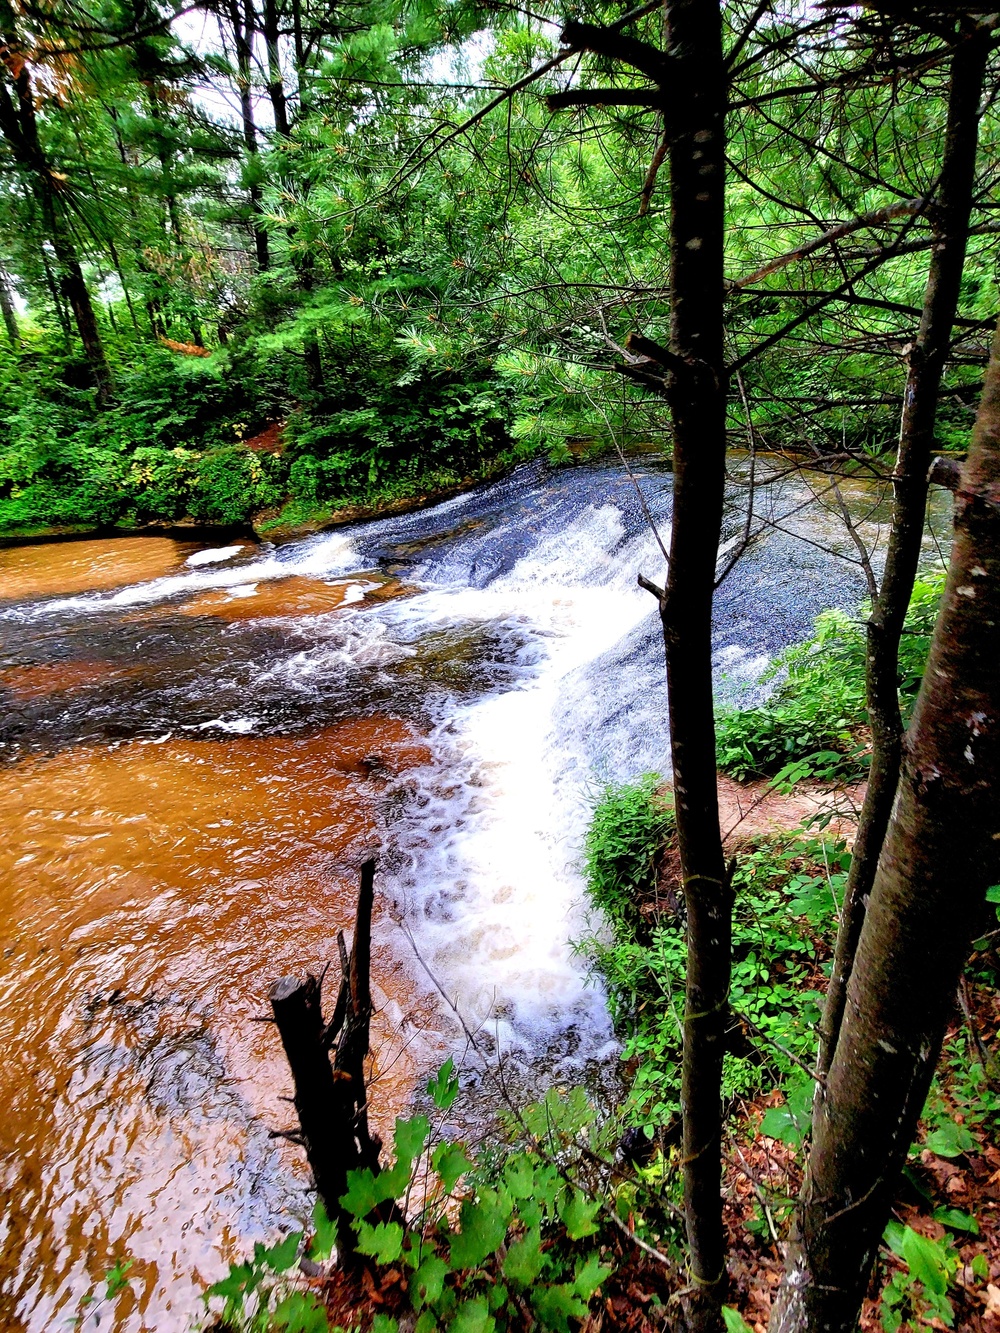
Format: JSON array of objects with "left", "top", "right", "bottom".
[{"left": 1, "top": 0, "right": 997, "bottom": 534}]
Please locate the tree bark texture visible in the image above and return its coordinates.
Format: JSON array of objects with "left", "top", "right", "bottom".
[
  {"left": 555, "top": 5, "right": 731, "bottom": 1321},
  {"left": 262, "top": 0, "right": 291, "bottom": 138},
  {"left": 772, "top": 317, "right": 1000, "bottom": 1333},
  {"left": 817, "top": 22, "right": 990, "bottom": 1077},
  {"left": 660, "top": 1, "right": 730, "bottom": 1325}
]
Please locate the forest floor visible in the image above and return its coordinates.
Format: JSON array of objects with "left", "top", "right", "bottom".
[{"left": 694, "top": 780, "right": 1000, "bottom": 1333}]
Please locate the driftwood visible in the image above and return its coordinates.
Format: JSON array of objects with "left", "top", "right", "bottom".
[{"left": 268, "top": 859, "right": 383, "bottom": 1266}]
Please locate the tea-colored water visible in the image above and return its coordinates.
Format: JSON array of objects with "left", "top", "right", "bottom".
[
  {"left": 0, "top": 538, "right": 434, "bottom": 1331},
  {"left": 0, "top": 538, "right": 196, "bottom": 601},
  {"left": 0, "top": 722, "right": 431, "bottom": 1331}
]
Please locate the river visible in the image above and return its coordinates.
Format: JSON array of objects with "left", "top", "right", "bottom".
[{"left": 0, "top": 455, "right": 933, "bottom": 1330}]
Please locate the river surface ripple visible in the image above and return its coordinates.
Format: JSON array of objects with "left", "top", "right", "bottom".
[{"left": 0, "top": 457, "right": 915, "bottom": 1330}]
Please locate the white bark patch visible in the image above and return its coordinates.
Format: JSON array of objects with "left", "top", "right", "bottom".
[
  {"left": 685, "top": 237, "right": 703, "bottom": 249},
  {"left": 965, "top": 744, "right": 975, "bottom": 764},
  {"left": 971, "top": 565, "right": 987, "bottom": 577},
  {"left": 694, "top": 129, "right": 713, "bottom": 142},
  {"left": 957, "top": 585, "right": 976, "bottom": 597}
]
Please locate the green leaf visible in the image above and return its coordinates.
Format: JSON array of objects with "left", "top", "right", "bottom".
[
  {"left": 450, "top": 1298, "right": 495, "bottom": 1333},
  {"left": 503, "top": 1155, "right": 536, "bottom": 1199},
  {"left": 487, "top": 1282, "right": 508, "bottom": 1312},
  {"left": 449, "top": 1198, "right": 508, "bottom": 1269},
  {"left": 262, "top": 1231, "right": 303, "bottom": 1272},
  {"left": 531, "top": 1283, "right": 589, "bottom": 1332},
  {"left": 883, "top": 1220, "right": 906, "bottom": 1256},
  {"left": 760, "top": 1079, "right": 812, "bottom": 1148},
  {"left": 372, "top": 1316, "right": 399, "bottom": 1333},
  {"left": 433, "top": 1142, "right": 471, "bottom": 1196},
  {"left": 428, "top": 1058, "right": 459, "bottom": 1111},
  {"left": 502, "top": 1228, "right": 544, "bottom": 1287},
  {"left": 557, "top": 1188, "right": 600, "bottom": 1240},
  {"left": 376, "top": 1157, "right": 413, "bottom": 1203},
  {"left": 722, "top": 1308, "right": 754, "bottom": 1333},
  {"left": 357, "top": 1221, "right": 405, "bottom": 1265},
  {"left": 924, "top": 1119, "right": 976, "bottom": 1159},
  {"left": 572, "top": 1254, "right": 613, "bottom": 1300},
  {"left": 308, "top": 1200, "right": 338, "bottom": 1262},
  {"left": 395, "top": 1115, "right": 430, "bottom": 1164},
  {"left": 208, "top": 1262, "right": 259, "bottom": 1300},
  {"left": 985, "top": 885, "right": 1000, "bottom": 904},
  {"left": 972, "top": 1253, "right": 989, "bottom": 1280},
  {"left": 898, "top": 1228, "right": 950, "bottom": 1297},
  {"left": 342, "top": 1168, "right": 382, "bottom": 1218},
  {"left": 412, "top": 1253, "right": 449, "bottom": 1309},
  {"left": 932, "top": 1207, "right": 979, "bottom": 1235},
  {"left": 415, "top": 1312, "right": 439, "bottom": 1333},
  {"left": 272, "top": 1290, "right": 332, "bottom": 1333}
]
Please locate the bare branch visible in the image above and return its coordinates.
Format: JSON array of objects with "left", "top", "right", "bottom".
[
  {"left": 558, "top": 19, "right": 668, "bottom": 83},
  {"left": 545, "top": 87, "right": 660, "bottom": 110},
  {"left": 734, "top": 198, "right": 926, "bottom": 288}
]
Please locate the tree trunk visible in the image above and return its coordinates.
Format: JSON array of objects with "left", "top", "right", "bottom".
[
  {"left": 262, "top": 0, "right": 290, "bottom": 138},
  {"left": 817, "top": 22, "right": 990, "bottom": 1076},
  {"left": 228, "top": 0, "right": 271, "bottom": 271},
  {"left": 659, "top": 3, "right": 730, "bottom": 1325},
  {"left": 0, "top": 56, "right": 112, "bottom": 401},
  {"left": 772, "top": 316, "right": 1000, "bottom": 1333},
  {"left": 268, "top": 860, "right": 384, "bottom": 1266},
  {"left": 0, "top": 267, "right": 18, "bottom": 345}
]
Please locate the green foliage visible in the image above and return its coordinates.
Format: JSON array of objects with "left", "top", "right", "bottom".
[
  {"left": 204, "top": 1071, "right": 617, "bottom": 1333},
  {"left": 580, "top": 778, "right": 846, "bottom": 1130},
  {"left": 582, "top": 775, "right": 675, "bottom": 942},
  {"left": 71, "top": 1259, "right": 134, "bottom": 1327},
  {"left": 881, "top": 1222, "right": 962, "bottom": 1332},
  {"left": 716, "top": 573, "right": 945, "bottom": 784}
]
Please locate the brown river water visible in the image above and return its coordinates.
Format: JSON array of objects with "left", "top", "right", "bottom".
[
  {"left": 0, "top": 460, "right": 947, "bottom": 1331},
  {"left": 0, "top": 538, "right": 441, "bottom": 1331}
]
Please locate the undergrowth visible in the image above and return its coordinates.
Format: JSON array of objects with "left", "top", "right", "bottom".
[
  {"left": 200, "top": 1062, "right": 681, "bottom": 1333},
  {"left": 580, "top": 779, "right": 846, "bottom": 1133},
  {"left": 715, "top": 571, "right": 944, "bottom": 785}
]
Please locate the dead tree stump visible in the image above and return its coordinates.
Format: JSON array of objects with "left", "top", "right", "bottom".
[{"left": 269, "top": 858, "right": 383, "bottom": 1266}]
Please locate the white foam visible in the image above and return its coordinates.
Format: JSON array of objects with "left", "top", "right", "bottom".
[
  {"left": 184, "top": 545, "right": 246, "bottom": 567},
  {"left": 28, "top": 533, "right": 364, "bottom": 618},
  {"left": 377, "top": 504, "right": 668, "bottom": 1063}
]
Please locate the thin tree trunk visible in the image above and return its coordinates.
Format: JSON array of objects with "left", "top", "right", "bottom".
[
  {"left": 0, "top": 267, "right": 18, "bottom": 345},
  {"left": 551, "top": 6, "right": 730, "bottom": 1321},
  {"left": 46, "top": 202, "right": 113, "bottom": 406},
  {"left": 659, "top": 3, "right": 730, "bottom": 1325},
  {"left": 0, "top": 56, "right": 112, "bottom": 401},
  {"left": 229, "top": 0, "right": 271, "bottom": 271},
  {"left": 41, "top": 245, "right": 72, "bottom": 347},
  {"left": 772, "top": 316, "right": 1000, "bottom": 1333},
  {"left": 262, "top": 0, "right": 290, "bottom": 138},
  {"left": 817, "top": 22, "right": 990, "bottom": 1076}
]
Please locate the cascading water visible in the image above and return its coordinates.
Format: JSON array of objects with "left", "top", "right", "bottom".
[{"left": 0, "top": 455, "right": 895, "bottom": 1330}]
